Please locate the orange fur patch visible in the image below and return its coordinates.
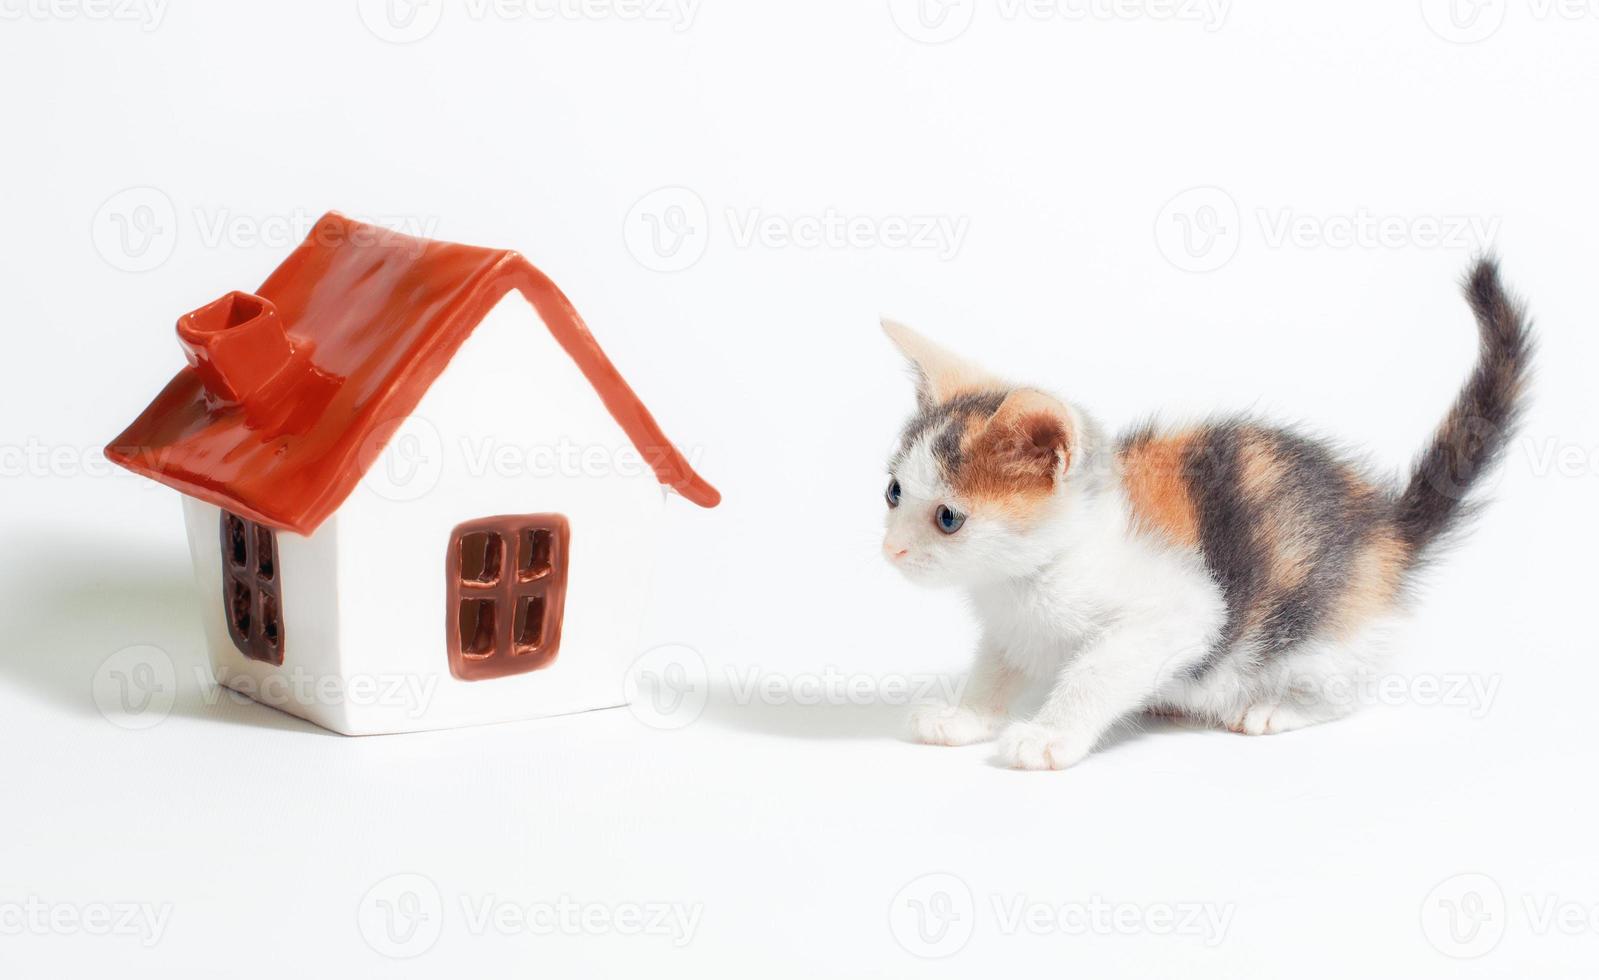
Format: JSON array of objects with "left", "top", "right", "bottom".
[
  {"left": 1236, "top": 430, "right": 1279, "bottom": 492},
  {"left": 1328, "top": 524, "right": 1406, "bottom": 637},
  {"left": 1266, "top": 527, "right": 1315, "bottom": 595},
  {"left": 1238, "top": 432, "right": 1314, "bottom": 594},
  {"left": 1119, "top": 432, "right": 1200, "bottom": 548},
  {"left": 950, "top": 392, "right": 1070, "bottom": 519}
]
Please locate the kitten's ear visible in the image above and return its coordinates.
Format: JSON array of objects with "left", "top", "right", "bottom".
[
  {"left": 881, "top": 318, "right": 1004, "bottom": 410},
  {"left": 984, "top": 388, "right": 1074, "bottom": 481}
]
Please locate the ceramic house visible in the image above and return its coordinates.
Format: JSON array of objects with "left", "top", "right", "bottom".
[{"left": 108, "top": 212, "right": 719, "bottom": 735}]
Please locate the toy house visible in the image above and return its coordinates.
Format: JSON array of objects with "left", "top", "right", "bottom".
[{"left": 107, "top": 212, "right": 719, "bottom": 735}]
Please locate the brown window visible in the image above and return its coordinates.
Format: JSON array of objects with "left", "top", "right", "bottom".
[
  {"left": 220, "top": 511, "right": 285, "bottom": 665},
  {"left": 446, "top": 514, "right": 570, "bottom": 681}
]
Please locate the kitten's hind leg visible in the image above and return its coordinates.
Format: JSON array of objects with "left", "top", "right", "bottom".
[
  {"left": 1228, "top": 699, "right": 1351, "bottom": 736},
  {"left": 908, "top": 642, "right": 1025, "bottom": 746},
  {"left": 1224, "top": 620, "right": 1394, "bottom": 735}
]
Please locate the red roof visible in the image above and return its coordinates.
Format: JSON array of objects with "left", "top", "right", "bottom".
[{"left": 108, "top": 212, "right": 719, "bottom": 534}]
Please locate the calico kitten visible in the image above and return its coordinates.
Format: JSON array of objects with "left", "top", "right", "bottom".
[{"left": 881, "top": 259, "right": 1531, "bottom": 770}]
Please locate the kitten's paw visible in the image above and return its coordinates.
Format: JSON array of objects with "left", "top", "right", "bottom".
[
  {"left": 908, "top": 704, "right": 1003, "bottom": 746},
  {"left": 996, "top": 721, "right": 1091, "bottom": 771},
  {"left": 1228, "top": 702, "right": 1316, "bottom": 736}
]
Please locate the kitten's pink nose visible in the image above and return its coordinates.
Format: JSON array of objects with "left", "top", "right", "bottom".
[{"left": 884, "top": 542, "right": 909, "bottom": 560}]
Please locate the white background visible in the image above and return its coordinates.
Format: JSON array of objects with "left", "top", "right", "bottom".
[{"left": 3, "top": 1, "right": 1598, "bottom": 976}]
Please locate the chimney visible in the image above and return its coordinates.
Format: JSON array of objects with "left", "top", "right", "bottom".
[{"left": 176, "top": 291, "right": 305, "bottom": 407}]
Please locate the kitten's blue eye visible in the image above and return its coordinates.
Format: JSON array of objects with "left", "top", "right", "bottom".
[
  {"left": 935, "top": 505, "right": 966, "bottom": 534},
  {"left": 885, "top": 478, "right": 901, "bottom": 508}
]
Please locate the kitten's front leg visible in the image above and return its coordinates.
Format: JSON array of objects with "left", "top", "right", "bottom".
[
  {"left": 908, "top": 644, "right": 1024, "bottom": 746},
  {"left": 997, "top": 621, "right": 1211, "bottom": 770}
]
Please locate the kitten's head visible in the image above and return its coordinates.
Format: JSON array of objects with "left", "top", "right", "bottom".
[{"left": 880, "top": 320, "right": 1085, "bottom": 587}]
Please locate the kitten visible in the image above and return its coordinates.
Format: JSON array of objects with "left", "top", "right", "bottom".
[{"left": 881, "top": 259, "right": 1531, "bottom": 770}]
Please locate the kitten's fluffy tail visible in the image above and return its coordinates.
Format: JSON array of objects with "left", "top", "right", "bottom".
[{"left": 1394, "top": 257, "right": 1533, "bottom": 563}]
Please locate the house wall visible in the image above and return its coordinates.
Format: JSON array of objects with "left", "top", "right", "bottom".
[
  {"left": 329, "top": 293, "right": 670, "bottom": 734},
  {"left": 181, "top": 496, "right": 347, "bottom": 730}
]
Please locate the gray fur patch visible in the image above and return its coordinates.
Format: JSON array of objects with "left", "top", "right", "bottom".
[{"left": 893, "top": 390, "right": 1008, "bottom": 479}]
